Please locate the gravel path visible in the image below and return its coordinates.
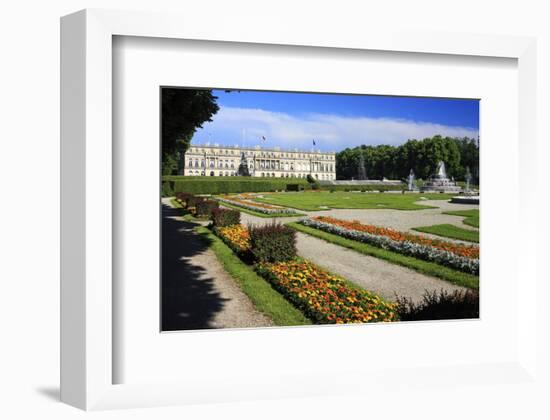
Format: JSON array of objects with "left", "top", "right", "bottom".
[
  {"left": 162, "top": 198, "right": 273, "bottom": 330},
  {"left": 235, "top": 198, "right": 478, "bottom": 244},
  {"left": 237, "top": 203, "right": 471, "bottom": 303},
  {"left": 295, "top": 232, "right": 468, "bottom": 303}
]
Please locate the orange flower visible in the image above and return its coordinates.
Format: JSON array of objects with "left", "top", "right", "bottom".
[{"left": 314, "top": 216, "right": 479, "bottom": 259}]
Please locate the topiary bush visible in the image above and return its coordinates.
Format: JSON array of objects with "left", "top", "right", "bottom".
[
  {"left": 395, "top": 289, "right": 479, "bottom": 321},
  {"left": 286, "top": 183, "right": 304, "bottom": 192},
  {"left": 195, "top": 199, "right": 219, "bottom": 218},
  {"left": 186, "top": 195, "right": 205, "bottom": 209},
  {"left": 249, "top": 222, "right": 297, "bottom": 263},
  {"left": 162, "top": 181, "right": 174, "bottom": 197},
  {"left": 211, "top": 208, "right": 241, "bottom": 227},
  {"left": 311, "top": 181, "right": 321, "bottom": 190}
]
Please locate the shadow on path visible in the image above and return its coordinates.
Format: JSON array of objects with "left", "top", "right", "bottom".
[{"left": 161, "top": 203, "right": 228, "bottom": 331}]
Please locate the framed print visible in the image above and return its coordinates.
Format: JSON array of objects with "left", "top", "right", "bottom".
[{"left": 61, "top": 8, "right": 544, "bottom": 412}]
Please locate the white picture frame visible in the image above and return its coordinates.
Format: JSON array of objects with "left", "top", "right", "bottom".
[{"left": 61, "top": 8, "right": 544, "bottom": 411}]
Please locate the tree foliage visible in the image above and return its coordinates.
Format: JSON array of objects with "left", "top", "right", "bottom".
[
  {"left": 161, "top": 88, "right": 220, "bottom": 174},
  {"left": 336, "top": 135, "right": 479, "bottom": 183}
]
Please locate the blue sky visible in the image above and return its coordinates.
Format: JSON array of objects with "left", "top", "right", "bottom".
[{"left": 192, "top": 89, "right": 479, "bottom": 152}]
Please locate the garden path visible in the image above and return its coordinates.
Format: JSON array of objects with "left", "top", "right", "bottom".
[
  {"left": 161, "top": 198, "right": 273, "bottom": 330},
  {"left": 237, "top": 197, "right": 479, "bottom": 244},
  {"left": 237, "top": 210, "right": 469, "bottom": 303}
]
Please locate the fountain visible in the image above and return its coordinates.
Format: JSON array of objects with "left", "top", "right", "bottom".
[
  {"left": 420, "top": 161, "right": 462, "bottom": 193},
  {"left": 407, "top": 169, "right": 417, "bottom": 191},
  {"left": 451, "top": 166, "right": 479, "bottom": 204},
  {"left": 357, "top": 153, "right": 367, "bottom": 180}
]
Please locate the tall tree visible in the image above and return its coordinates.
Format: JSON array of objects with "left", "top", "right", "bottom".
[
  {"left": 161, "top": 88, "right": 220, "bottom": 175},
  {"left": 335, "top": 135, "right": 478, "bottom": 181}
]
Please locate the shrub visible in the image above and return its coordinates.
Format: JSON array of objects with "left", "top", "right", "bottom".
[
  {"left": 286, "top": 183, "right": 304, "bottom": 192},
  {"left": 186, "top": 195, "right": 205, "bottom": 209},
  {"left": 395, "top": 289, "right": 479, "bottom": 321},
  {"left": 161, "top": 181, "right": 174, "bottom": 197},
  {"left": 249, "top": 222, "right": 297, "bottom": 263},
  {"left": 211, "top": 208, "right": 241, "bottom": 227},
  {"left": 329, "top": 188, "right": 335, "bottom": 193},
  {"left": 195, "top": 199, "right": 219, "bottom": 217},
  {"left": 175, "top": 192, "right": 194, "bottom": 205}
]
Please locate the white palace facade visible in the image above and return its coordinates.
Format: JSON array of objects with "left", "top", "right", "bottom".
[{"left": 183, "top": 143, "right": 336, "bottom": 180}]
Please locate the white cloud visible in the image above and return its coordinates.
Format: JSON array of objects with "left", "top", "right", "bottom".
[{"left": 194, "top": 106, "right": 478, "bottom": 151}]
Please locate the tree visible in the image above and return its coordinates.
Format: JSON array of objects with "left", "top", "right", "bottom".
[
  {"left": 161, "top": 88, "right": 220, "bottom": 174},
  {"left": 335, "top": 135, "right": 478, "bottom": 181}
]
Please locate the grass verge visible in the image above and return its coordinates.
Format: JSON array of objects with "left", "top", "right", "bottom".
[
  {"left": 412, "top": 224, "right": 479, "bottom": 243},
  {"left": 287, "top": 222, "right": 479, "bottom": 290},
  {"left": 195, "top": 226, "right": 312, "bottom": 326},
  {"left": 219, "top": 201, "right": 304, "bottom": 218},
  {"left": 443, "top": 209, "right": 479, "bottom": 228}
]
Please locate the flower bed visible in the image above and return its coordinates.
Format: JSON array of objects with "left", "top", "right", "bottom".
[
  {"left": 301, "top": 216, "right": 479, "bottom": 275},
  {"left": 256, "top": 259, "right": 398, "bottom": 324},
  {"left": 212, "top": 224, "right": 397, "bottom": 324},
  {"left": 217, "top": 195, "right": 298, "bottom": 215},
  {"left": 214, "top": 224, "right": 251, "bottom": 255}
]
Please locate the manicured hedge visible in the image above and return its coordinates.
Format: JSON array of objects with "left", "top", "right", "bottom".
[
  {"left": 286, "top": 183, "right": 305, "bottom": 192},
  {"left": 162, "top": 176, "right": 310, "bottom": 195},
  {"left": 195, "top": 199, "right": 219, "bottom": 217},
  {"left": 249, "top": 222, "right": 297, "bottom": 263},
  {"left": 186, "top": 195, "right": 205, "bottom": 209},
  {"left": 211, "top": 208, "right": 241, "bottom": 227},
  {"left": 162, "top": 181, "right": 174, "bottom": 197}
]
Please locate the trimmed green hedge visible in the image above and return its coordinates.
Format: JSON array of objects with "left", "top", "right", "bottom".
[
  {"left": 161, "top": 176, "right": 405, "bottom": 196},
  {"left": 286, "top": 183, "right": 305, "bottom": 192},
  {"left": 162, "top": 176, "right": 310, "bottom": 195},
  {"left": 249, "top": 222, "right": 297, "bottom": 263},
  {"left": 211, "top": 208, "right": 241, "bottom": 227}
]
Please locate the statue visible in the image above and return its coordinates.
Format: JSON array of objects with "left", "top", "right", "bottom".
[
  {"left": 436, "top": 161, "right": 447, "bottom": 178},
  {"left": 407, "top": 169, "right": 416, "bottom": 191},
  {"left": 236, "top": 152, "right": 250, "bottom": 176},
  {"left": 465, "top": 166, "right": 472, "bottom": 193}
]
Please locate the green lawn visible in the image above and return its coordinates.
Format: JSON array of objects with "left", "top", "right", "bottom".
[
  {"left": 443, "top": 209, "right": 479, "bottom": 228},
  {"left": 219, "top": 201, "right": 304, "bottom": 218},
  {"left": 195, "top": 226, "right": 311, "bottom": 326},
  {"left": 412, "top": 224, "right": 479, "bottom": 243},
  {"left": 287, "top": 222, "right": 479, "bottom": 290},
  {"left": 254, "top": 191, "right": 454, "bottom": 211}
]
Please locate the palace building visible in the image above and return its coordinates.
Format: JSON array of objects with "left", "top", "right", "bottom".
[{"left": 183, "top": 143, "right": 336, "bottom": 180}]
